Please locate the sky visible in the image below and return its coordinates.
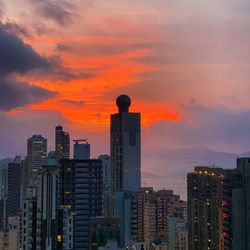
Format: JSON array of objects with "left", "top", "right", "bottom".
[{"left": 1, "top": 0, "right": 250, "bottom": 198}]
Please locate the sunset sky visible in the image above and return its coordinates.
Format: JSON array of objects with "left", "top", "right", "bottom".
[{"left": 1, "top": 0, "right": 250, "bottom": 197}]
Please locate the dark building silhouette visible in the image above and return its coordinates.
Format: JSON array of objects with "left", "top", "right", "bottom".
[
  {"left": 59, "top": 159, "right": 103, "bottom": 250},
  {"left": 27, "top": 135, "right": 47, "bottom": 175},
  {"left": 110, "top": 94, "right": 141, "bottom": 194},
  {"left": 55, "top": 125, "right": 70, "bottom": 161},
  {"left": 7, "top": 156, "right": 21, "bottom": 217},
  {"left": 36, "top": 157, "right": 59, "bottom": 250},
  {"left": 222, "top": 169, "right": 242, "bottom": 250}
]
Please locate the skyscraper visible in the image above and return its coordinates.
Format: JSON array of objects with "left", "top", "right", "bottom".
[
  {"left": 222, "top": 169, "right": 243, "bottom": 250},
  {"left": 36, "top": 157, "right": 59, "bottom": 250},
  {"left": 187, "top": 166, "right": 224, "bottom": 250},
  {"left": 27, "top": 135, "right": 47, "bottom": 170},
  {"left": 234, "top": 158, "right": 250, "bottom": 249},
  {"left": 7, "top": 156, "right": 21, "bottom": 217},
  {"left": 59, "top": 159, "right": 103, "bottom": 250},
  {"left": 98, "top": 155, "right": 112, "bottom": 216},
  {"left": 110, "top": 94, "right": 141, "bottom": 193},
  {"left": 55, "top": 125, "right": 70, "bottom": 161}
]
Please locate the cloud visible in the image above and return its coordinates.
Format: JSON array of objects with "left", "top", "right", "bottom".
[
  {"left": 0, "top": 78, "right": 57, "bottom": 111},
  {"left": 0, "top": 21, "right": 30, "bottom": 37},
  {"left": 60, "top": 99, "right": 85, "bottom": 106},
  {"left": 30, "top": 68, "right": 94, "bottom": 82},
  {"left": 0, "top": 0, "right": 4, "bottom": 19},
  {"left": 0, "top": 26, "right": 50, "bottom": 76},
  {"left": 30, "top": 0, "right": 78, "bottom": 26},
  {"left": 56, "top": 43, "right": 72, "bottom": 52},
  {"left": 0, "top": 24, "right": 57, "bottom": 111},
  {"left": 144, "top": 101, "right": 250, "bottom": 153}
]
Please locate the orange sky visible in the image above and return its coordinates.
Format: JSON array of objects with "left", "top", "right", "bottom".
[
  {"left": 1, "top": 0, "right": 250, "bottom": 198},
  {"left": 2, "top": 0, "right": 250, "bottom": 135}
]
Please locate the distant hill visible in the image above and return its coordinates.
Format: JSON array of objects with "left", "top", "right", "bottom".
[{"left": 141, "top": 146, "right": 247, "bottom": 199}]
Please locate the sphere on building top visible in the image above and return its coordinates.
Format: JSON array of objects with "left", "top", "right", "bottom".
[{"left": 116, "top": 94, "right": 131, "bottom": 112}]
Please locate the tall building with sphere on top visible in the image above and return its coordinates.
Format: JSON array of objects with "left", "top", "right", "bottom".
[{"left": 110, "top": 94, "right": 141, "bottom": 193}]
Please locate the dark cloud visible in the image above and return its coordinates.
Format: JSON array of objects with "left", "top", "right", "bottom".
[
  {"left": 0, "top": 21, "right": 30, "bottom": 37},
  {"left": 0, "top": 24, "right": 58, "bottom": 111},
  {"left": 0, "top": 25, "right": 92, "bottom": 82},
  {"left": 30, "top": 68, "right": 94, "bottom": 82},
  {"left": 0, "top": 26, "right": 50, "bottom": 76},
  {"left": 0, "top": 78, "right": 57, "bottom": 111},
  {"left": 30, "top": 0, "right": 78, "bottom": 26},
  {"left": 60, "top": 99, "right": 85, "bottom": 106},
  {"left": 56, "top": 43, "right": 72, "bottom": 52},
  {"left": 54, "top": 70, "right": 93, "bottom": 81}
]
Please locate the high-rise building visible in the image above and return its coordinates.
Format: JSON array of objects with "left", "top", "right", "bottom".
[
  {"left": 20, "top": 157, "right": 32, "bottom": 199},
  {"left": 167, "top": 216, "right": 188, "bottom": 250},
  {"left": 55, "top": 125, "right": 70, "bottom": 161},
  {"left": 222, "top": 169, "right": 242, "bottom": 250},
  {"left": 27, "top": 135, "right": 47, "bottom": 171},
  {"left": 19, "top": 187, "right": 37, "bottom": 250},
  {"left": 114, "top": 191, "right": 138, "bottom": 247},
  {"left": 7, "top": 156, "right": 21, "bottom": 217},
  {"left": 98, "top": 155, "right": 112, "bottom": 216},
  {"left": 89, "top": 217, "right": 120, "bottom": 249},
  {"left": 59, "top": 159, "right": 103, "bottom": 250},
  {"left": 187, "top": 166, "right": 224, "bottom": 250},
  {"left": 36, "top": 157, "right": 59, "bottom": 250},
  {"left": 73, "top": 140, "right": 90, "bottom": 160},
  {"left": 136, "top": 187, "right": 156, "bottom": 244},
  {"left": 0, "top": 159, "right": 10, "bottom": 231},
  {"left": 234, "top": 158, "right": 250, "bottom": 249},
  {"left": 155, "top": 189, "right": 186, "bottom": 240},
  {"left": 110, "top": 95, "right": 141, "bottom": 193}
]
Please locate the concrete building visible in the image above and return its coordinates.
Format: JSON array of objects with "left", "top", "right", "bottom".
[
  {"left": 155, "top": 189, "right": 186, "bottom": 240},
  {"left": 73, "top": 140, "right": 90, "bottom": 160},
  {"left": 19, "top": 187, "right": 37, "bottom": 250},
  {"left": 222, "top": 169, "right": 242, "bottom": 250},
  {"left": 0, "top": 160, "right": 9, "bottom": 231},
  {"left": 20, "top": 157, "right": 32, "bottom": 199},
  {"left": 59, "top": 159, "right": 103, "bottom": 250},
  {"left": 27, "top": 135, "right": 47, "bottom": 174},
  {"left": 114, "top": 191, "right": 138, "bottom": 247},
  {"left": 36, "top": 157, "right": 59, "bottom": 250},
  {"left": 98, "top": 155, "right": 112, "bottom": 216},
  {"left": 187, "top": 166, "right": 224, "bottom": 250},
  {"left": 7, "top": 156, "right": 22, "bottom": 217},
  {"left": 167, "top": 216, "right": 188, "bottom": 250},
  {"left": 136, "top": 187, "right": 156, "bottom": 245},
  {"left": 89, "top": 217, "right": 120, "bottom": 249},
  {"left": 55, "top": 125, "right": 70, "bottom": 161},
  {"left": 231, "top": 158, "right": 250, "bottom": 249},
  {"left": 110, "top": 95, "right": 141, "bottom": 193}
]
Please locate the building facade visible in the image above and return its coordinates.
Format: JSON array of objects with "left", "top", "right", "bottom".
[
  {"left": 27, "top": 135, "right": 47, "bottom": 172},
  {"left": 188, "top": 166, "right": 224, "bottom": 250},
  {"left": 55, "top": 126, "right": 70, "bottom": 161},
  {"left": 59, "top": 159, "right": 103, "bottom": 250},
  {"left": 110, "top": 95, "right": 141, "bottom": 193}
]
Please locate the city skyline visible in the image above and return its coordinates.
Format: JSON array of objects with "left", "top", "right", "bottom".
[
  {"left": 0, "top": 95, "right": 249, "bottom": 249},
  {"left": 1, "top": 0, "right": 250, "bottom": 199}
]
